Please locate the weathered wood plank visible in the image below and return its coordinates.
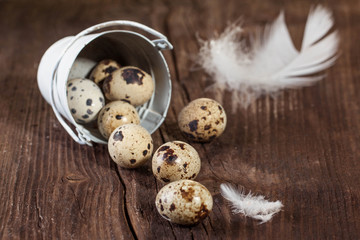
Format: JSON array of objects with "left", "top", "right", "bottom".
[{"left": 0, "top": 0, "right": 359, "bottom": 239}]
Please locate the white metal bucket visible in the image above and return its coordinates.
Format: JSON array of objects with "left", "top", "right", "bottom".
[{"left": 37, "top": 21, "right": 173, "bottom": 146}]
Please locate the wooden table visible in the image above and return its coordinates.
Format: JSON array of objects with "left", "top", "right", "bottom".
[{"left": 1, "top": 0, "right": 359, "bottom": 239}]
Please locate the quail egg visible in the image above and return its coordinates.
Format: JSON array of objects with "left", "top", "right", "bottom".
[
  {"left": 155, "top": 180, "right": 213, "bottom": 225},
  {"left": 102, "top": 66, "right": 154, "bottom": 106},
  {"left": 152, "top": 141, "right": 201, "bottom": 183},
  {"left": 98, "top": 101, "right": 140, "bottom": 139},
  {"left": 89, "top": 59, "right": 121, "bottom": 84},
  {"left": 108, "top": 124, "right": 153, "bottom": 168},
  {"left": 66, "top": 78, "right": 105, "bottom": 124},
  {"left": 178, "top": 98, "right": 227, "bottom": 142}
]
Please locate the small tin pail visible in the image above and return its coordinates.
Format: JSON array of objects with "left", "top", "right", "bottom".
[{"left": 37, "top": 21, "right": 173, "bottom": 146}]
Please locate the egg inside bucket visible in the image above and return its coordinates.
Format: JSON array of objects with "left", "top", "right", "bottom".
[{"left": 38, "top": 24, "right": 172, "bottom": 145}]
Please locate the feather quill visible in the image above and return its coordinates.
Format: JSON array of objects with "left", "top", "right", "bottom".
[
  {"left": 220, "top": 184, "right": 283, "bottom": 224},
  {"left": 197, "top": 5, "right": 339, "bottom": 108}
]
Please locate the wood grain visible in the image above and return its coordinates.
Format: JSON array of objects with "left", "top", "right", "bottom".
[{"left": 0, "top": 0, "right": 359, "bottom": 239}]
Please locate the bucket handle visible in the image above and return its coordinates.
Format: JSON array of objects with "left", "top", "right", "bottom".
[
  {"left": 50, "top": 20, "right": 173, "bottom": 146},
  {"left": 75, "top": 20, "right": 173, "bottom": 50}
]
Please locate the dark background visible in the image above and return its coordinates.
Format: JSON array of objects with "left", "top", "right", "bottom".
[{"left": 0, "top": 0, "right": 359, "bottom": 239}]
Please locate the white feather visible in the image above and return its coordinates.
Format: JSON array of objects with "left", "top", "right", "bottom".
[
  {"left": 220, "top": 184, "right": 283, "bottom": 224},
  {"left": 301, "top": 5, "right": 334, "bottom": 50},
  {"left": 197, "top": 5, "right": 339, "bottom": 108}
]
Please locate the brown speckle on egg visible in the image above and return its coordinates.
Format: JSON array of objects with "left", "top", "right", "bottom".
[
  {"left": 204, "top": 124, "right": 211, "bottom": 130},
  {"left": 195, "top": 204, "right": 210, "bottom": 221},
  {"left": 90, "top": 59, "right": 121, "bottom": 84},
  {"left": 169, "top": 203, "right": 176, "bottom": 212},
  {"left": 113, "top": 131, "right": 124, "bottom": 141},
  {"left": 122, "top": 68, "right": 144, "bottom": 85},
  {"left": 175, "top": 142, "right": 185, "bottom": 150},
  {"left": 162, "top": 148, "right": 178, "bottom": 164},
  {"left": 103, "top": 66, "right": 118, "bottom": 74},
  {"left": 180, "top": 187, "right": 194, "bottom": 202},
  {"left": 188, "top": 120, "right": 198, "bottom": 132},
  {"left": 158, "top": 145, "right": 170, "bottom": 151}
]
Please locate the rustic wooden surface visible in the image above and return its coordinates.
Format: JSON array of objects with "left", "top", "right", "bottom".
[{"left": 1, "top": 0, "right": 360, "bottom": 239}]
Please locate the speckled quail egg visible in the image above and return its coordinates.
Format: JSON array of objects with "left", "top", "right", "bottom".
[
  {"left": 102, "top": 66, "right": 154, "bottom": 106},
  {"left": 98, "top": 101, "right": 140, "bottom": 139},
  {"left": 108, "top": 124, "right": 153, "bottom": 168},
  {"left": 89, "top": 59, "right": 121, "bottom": 84},
  {"left": 155, "top": 180, "right": 213, "bottom": 225},
  {"left": 66, "top": 78, "right": 105, "bottom": 124},
  {"left": 152, "top": 141, "right": 201, "bottom": 183},
  {"left": 178, "top": 98, "right": 227, "bottom": 142}
]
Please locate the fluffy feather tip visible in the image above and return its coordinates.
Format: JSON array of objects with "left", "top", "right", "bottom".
[{"left": 220, "top": 183, "right": 283, "bottom": 224}]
